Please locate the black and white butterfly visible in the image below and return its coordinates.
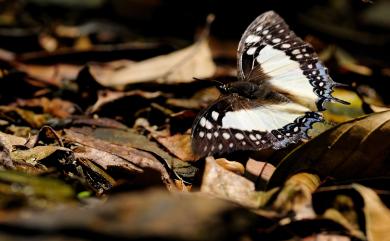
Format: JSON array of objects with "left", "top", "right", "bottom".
[{"left": 191, "top": 11, "right": 348, "bottom": 157}]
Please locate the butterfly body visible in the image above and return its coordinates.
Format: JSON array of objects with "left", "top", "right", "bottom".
[
  {"left": 191, "top": 11, "right": 348, "bottom": 157},
  {"left": 218, "top": 81, "right": 272, "bottom": 100}
]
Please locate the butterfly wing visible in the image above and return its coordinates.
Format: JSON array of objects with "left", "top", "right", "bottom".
[
  {"left": 191, "top": 95, "right": 322, "bottom": 157},
  {"left": 237, "top": 11, "right": 344, "bottom": 111}
]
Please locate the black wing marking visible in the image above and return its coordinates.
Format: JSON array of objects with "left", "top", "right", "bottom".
[
  {"left": 191, "top": 95, "right": 322, "bottom": 157},
  {"left": 237, "top": 11, "right": 346, "bottom": 111}
]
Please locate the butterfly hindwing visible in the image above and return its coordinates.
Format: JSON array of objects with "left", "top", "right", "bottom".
[
  {"left": 237, "top": 11, "right": 338, "bottom": 111},
  {"left": 191, "top": 95, "right": 322, "bottom": 156}
]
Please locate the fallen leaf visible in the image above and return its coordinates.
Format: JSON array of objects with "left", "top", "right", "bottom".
[
  {"left": 88, "top": 38, "right": 216, "bottom": 89},
  {"left": 0, "top": 106, "right": 50, "bottom": 129},
  {"left": 201, "top": 157, "right": 276, "bottom": 208},
  {"left": 272, "top": 172, "right": 320, "bottom": 219},
  {"left": 73, "top": 145, "right": 143, "bottom": 174},
  {"left": 0, "top": 189, "right": 257, "bottom": 241},
  {"left": 67, "top": 127, "right": 198, "bottom": 179},
  {"left": 245, "top": 158, "right": 276, "bottom": 182},
  {"left": 353, "top": 184, "right": 390, "bottom": 241},
  {"left": 10, "top": 146, "right": 70, "bottom": 166},
  {"left": 215, "top": 158, "right": 245, "bottom": 175},
  {"left": 64, "top": 128, "right": 176, "bottom": 189},
  {"left": 13, "top": 97, "right": 77, "bottom": 118},
  {"left": 155, "top": 133, "right": 196, "bottom": 161},
  {"left": 16, "top": 63, "right": 82, "bottom": 87},
  {"left": 88, "top": 89, "right": 163, "bottom": 114},
  {"left": 0, "top": 170, "right": 74, "bottom": 207},
  {"left": 268, "top": 111, "right": 390, "bottom": 188}
]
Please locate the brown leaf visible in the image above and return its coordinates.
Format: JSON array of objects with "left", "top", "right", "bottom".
[
  {"left": 67, "top": 127, "right": 197, "bottom": 179},
  {"left": 88, "top": 89, "right": 163, "bottom": 114},
  {"left": 10, "top": 146, "right": 70, "bottom": 166},
  {"left": 155, "top": 133, "right": 196, "bottom": 161},
  {"left": 0, "top": 189, "right": 256, "bottom": 241},
  {"left": 88, "top": 39, "right": 216, "bottom": 89},
  {"left": 16, "top": 63, "right": 82, "bottom": 87},
  {"left": 0, "top": 170, "right": 75, "bottom": 208},
  {"left": 353, "top": 184, "right": 390, "bottom": 241},
  {"left": 215, "top": 158, "right": 245, "bottom": 175},
  {"left": 0, "top": 106, "right": 50, "bottom": 129},
  {"left": 201, "top": 157, "right": 276, "bottom": 208},
  {"left": 64, "top": 128, "right": 176, "bottom": 189},
  {"left": 272, "top": 172, "right": 320, "bottom": 218},
  {"left": 73, "top": 145, "right": 143, "bottom": 174},
  {"left": 268, "top": 111, "right": 390, "bottom": 188},
  {"left": 13, "top": 97, "right": 76, "bottom": 118},
  {"left": 246, "top": 158, "right": 276, "bottom": 182}
]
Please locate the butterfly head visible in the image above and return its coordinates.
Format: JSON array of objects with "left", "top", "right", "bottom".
[{"left": 216, "top": 83, "right": 231, "bottom": 94}]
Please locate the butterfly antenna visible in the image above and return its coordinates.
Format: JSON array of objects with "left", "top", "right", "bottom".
[
  {"left": 212, "top": 79, "right": 224, "bottom": 86},
  {"left": 193, "top": 77, "right": 224, "bottom": 86},
  {"left": 332, "top": 97, "right": 350, "bottom": 105}
]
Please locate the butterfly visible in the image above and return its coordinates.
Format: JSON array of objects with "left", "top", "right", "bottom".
[{"left": 191, "top": 11, "right": 349, "bottom": 157}]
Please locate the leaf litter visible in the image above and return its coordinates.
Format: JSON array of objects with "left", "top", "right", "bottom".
[{"left": 0, "top": 2, "right": 389, "bottom": 241}]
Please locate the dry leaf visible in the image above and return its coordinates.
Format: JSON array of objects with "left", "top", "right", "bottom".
[
  {"left": 64, "top": 128, "right": 176, "bottom": 189},
  {"left": 268, "top": 111, "right": 390, "bottom": 188},
  {"left": 11, "top": 146, "right": 70, "bottom": 165},
  {"left": 215, "top": 158, "right": 245, "bottom": 175},
  {"left": 353, "top": 184, "right": 390, "bottom": 241},
  {"left": 13, "top": 97, "right": 77, "bottom": 118},
  {"left": 273, "top": 172, "right": 320, "bottom": 219},
  {"left": 67, "top": 127, "right": 197, "bottom": 179},
  {"left": 246, "top": 158, "right": 276, "bottom": 182},
  {"left": 155, "top": 133, "right": 196, "bottom": 161},
  {"left": 0, "top": 189, "right": 256, "bottom": 241},
  {"left": 88, "top": 89, "right": 162, "bottom": 113},
  {"left": 73, "top": 145, "right": 143, "bottom": 174},
  {"left": 201, "top": 157, "right": 274, "bottom": 208},
  {"left": 88, "top": 38, "right": 216, "bottom": 89}
]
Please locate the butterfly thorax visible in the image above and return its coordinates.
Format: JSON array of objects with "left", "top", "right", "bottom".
[{"left": 218, "top": 81, "right": 271, "bottom": 99}]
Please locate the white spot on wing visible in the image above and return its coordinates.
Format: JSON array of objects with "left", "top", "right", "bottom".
[
  {"left": 281, "top": 43, "right": 290, "bottom": 48},
  {"left": 235, "top": 133, "right": 245, "bottom": 140},
  {"left": 272, "top": 38, "right": 281, "bottom": 43},
  {"left": 211, "top": 111, "right": 219, "bottom": 121},
  {"left": 207, "top": 133, "right": 212, "bottom": 139},
  {"left": 245, "top": 35, "right": 261, "bottom": 43},
  {"left": 200, "top": 117, "right": 206, "bottom": 127},
  {"left": 218, "top": 144, "right": 223, "bottom": 150},
  {"left": 292, "top": 49, "right": 300, "bottom": 55},
  {"left": 199, "top": 131, "right": 205, "bottom": 138},
  {"left": 246, "top": 47, "right": 257, "bottom": 55},
  {"left": 205, "top": 120, "right": 213, "bottom": 129},
  {"left": 222, "top": 133, "right": 230, "bottom": 139}
]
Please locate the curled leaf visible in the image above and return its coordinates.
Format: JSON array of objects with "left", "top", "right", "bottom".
[{"left": 268, "top": 111, "right": 390, "bottom": 188}]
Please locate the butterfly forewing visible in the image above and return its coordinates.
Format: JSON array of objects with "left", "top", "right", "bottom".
[{"left": 237, "top": 11, "right": 337, "bottom": 111}]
